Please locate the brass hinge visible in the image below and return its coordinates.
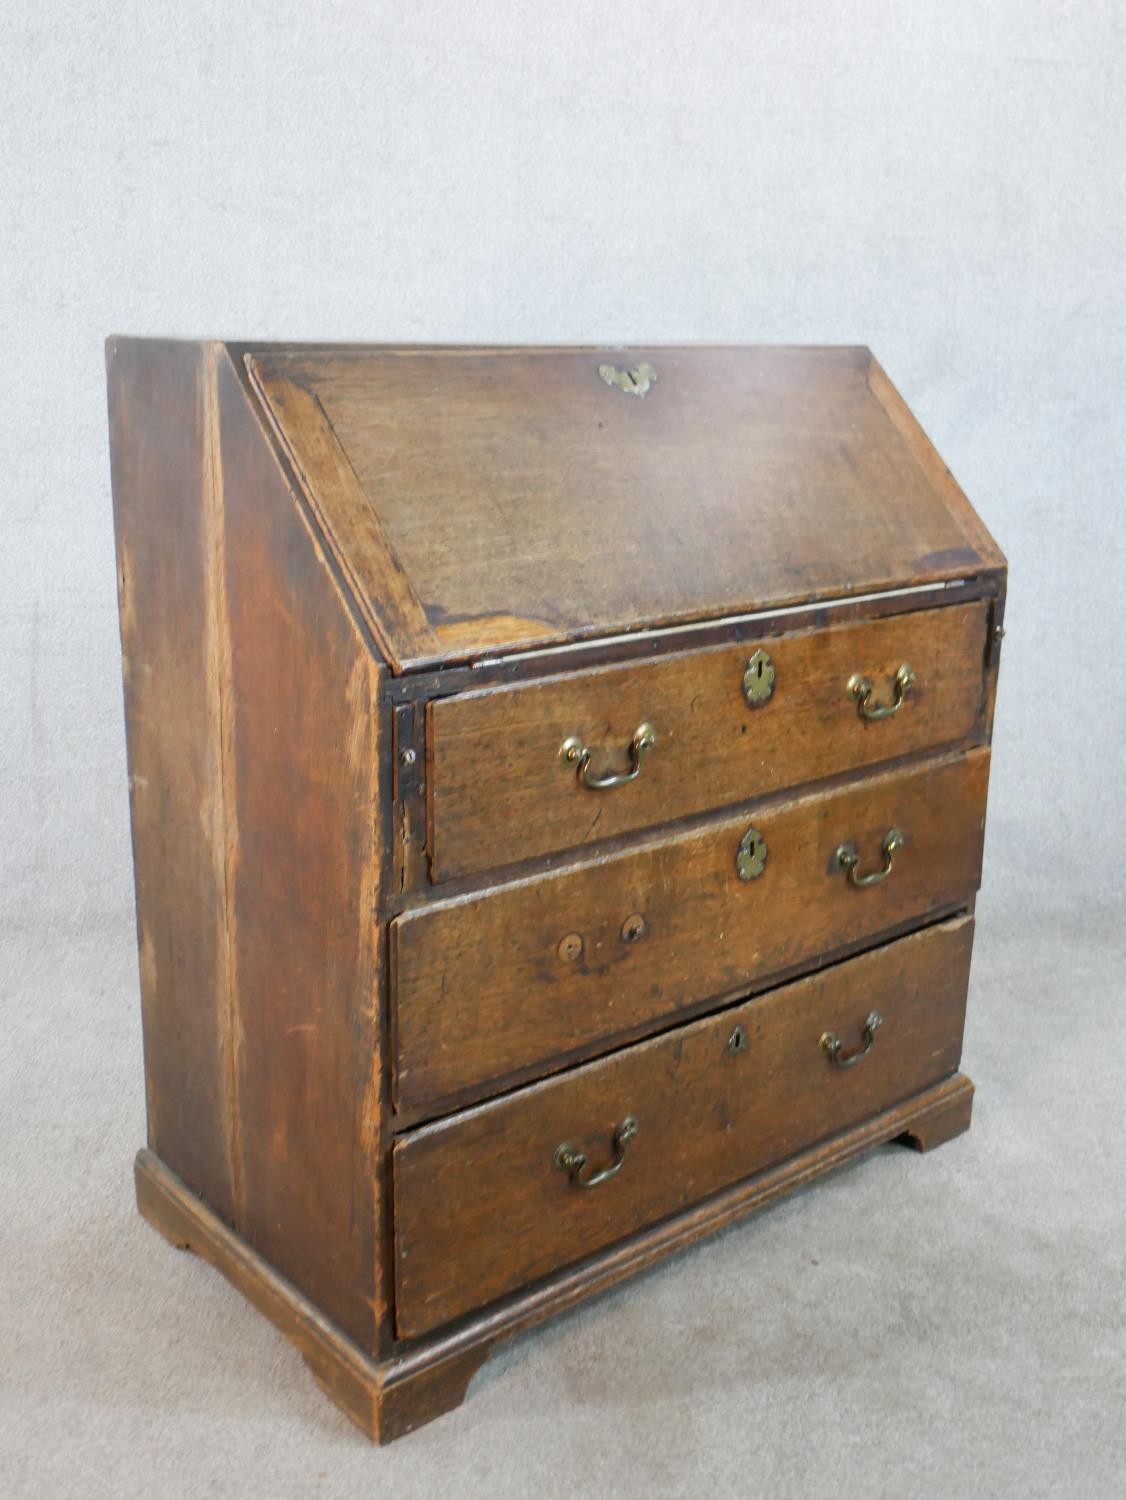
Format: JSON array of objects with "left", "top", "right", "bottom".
[
  {"left": 986, "top": 596, "right": 1007, "bottom": 668},
  {"left": 392, "top": 702, "right": 426, "bottom": 893}
]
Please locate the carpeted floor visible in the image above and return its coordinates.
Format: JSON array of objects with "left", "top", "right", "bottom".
[{"left": 2, "top": 886, "right": 1123, "bottom": 1499}]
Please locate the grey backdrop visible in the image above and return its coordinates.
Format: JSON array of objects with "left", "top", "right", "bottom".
[{"left": 3, "top": 4, "right": 1124, "bottom": 1497}]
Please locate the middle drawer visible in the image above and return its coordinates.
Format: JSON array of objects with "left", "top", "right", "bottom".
[{"left": 391, "top": 746, "right": 989, "bottom": 1115}]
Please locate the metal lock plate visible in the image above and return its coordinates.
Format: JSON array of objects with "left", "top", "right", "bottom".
[
  {"left": 736, "top": 825, "right": 768, "bottom": 881},
  {"left": 598, "top": 360, "right": 657, "bottom": 397},
  {"left": 742, "top": 649, "right": 776, "bottom": 707}
]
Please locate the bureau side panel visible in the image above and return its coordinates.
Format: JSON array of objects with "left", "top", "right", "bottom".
[
  {"left": 107, "top": 338, "right": 238, "bottom": 1221},
  {"left": 214, "top": 349, "right": 389, "bottom": 1355}
]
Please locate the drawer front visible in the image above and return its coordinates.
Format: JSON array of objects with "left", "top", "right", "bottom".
[
  {"left": 392, "top": 747, "right": 989, "bottom": 1114},
  {"left": 427, "top": 600, "right": 991, "bottom": 881},
  {"left": 393, "top": 915, "right": 974, "bottom": 1337}
]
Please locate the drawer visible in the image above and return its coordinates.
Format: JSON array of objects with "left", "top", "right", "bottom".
[
  {"left": 392, "top": 747, "right": 989, "bottom": 1114},
  {"left": 427, "top": 600, "right": 991, "bottom": 881},
  {"left": 393, "top": 914, "right": 974, "bottom": 1337}
]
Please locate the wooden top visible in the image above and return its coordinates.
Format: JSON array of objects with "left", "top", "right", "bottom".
[{"left": 245, "top": 345, "right": 1004, "bottom": 674}]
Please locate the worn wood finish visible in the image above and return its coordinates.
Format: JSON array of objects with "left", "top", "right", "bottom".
[
  {"left": 428, "top": 599, "right": 991, "bottom": 881},
  {"left": 245, "top": 368, "right": 442, "bottom": 667},
  {"left": 249, "top": 346, "right": 1004, "bottom": 673},
  {"left": 392, "top": 748, "right": 989, "bottom": 1113},
  {"left": 135, "top": 1150, "right": 384, "bottom": 1437},
  {"left": 136, "top": 1071, "right": 974, "bottom": 1441},
  {"left": 109, "top": 340, "right": 239, "bottom": 1222},
  {"left": 109, "top": 339, "right": 388, "bottom": 1353},
  {"left": 214, "top": 351, "right": 389, "bottom": 1351},
  {"left": 393, "top": 916, "right": 973, "bottom": 1336},
  {"left": 384, "top": 577, "right": 1000, "bottom": 708},
  {"left": 112, "top": 339, "right": 1003, "bottom": 1442},
  {"left": 899, "top": 1076, "right": 976, "bottom": 1152}
]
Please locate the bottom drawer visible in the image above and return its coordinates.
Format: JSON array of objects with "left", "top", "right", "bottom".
[{"left": 393, "top": 914, "right": 974, "bottom": 1338}]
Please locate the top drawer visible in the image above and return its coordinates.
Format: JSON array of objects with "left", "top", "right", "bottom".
[{"left": 427, "top": 601, "right": 991, "bottom": 881}]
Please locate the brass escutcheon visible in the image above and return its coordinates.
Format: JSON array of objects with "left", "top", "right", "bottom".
[
  {"left": 736, "top": 825, "right": 768, "bottom": 881},
  {"left": 598, "top": 360, "right": 657, "bottom": 397},
  {"left": 742, "top": 649, "right": 776, "bottom": 707}
]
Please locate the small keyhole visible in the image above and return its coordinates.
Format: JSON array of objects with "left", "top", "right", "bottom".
[
  {"left": 621, "top": 913, "right": 647, "bottom": 943},
  {"left": 728, "top": 1025, "right": 747, "bottom": 1054}
]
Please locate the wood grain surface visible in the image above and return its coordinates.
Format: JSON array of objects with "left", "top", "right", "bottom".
[
  {"left": 392, "top": 748, "right": 989, "bottom": 1113},
  {"left": 108, "top": 340, "right": 240, "bottom": 1220},
  {"left": 109, "top": 338, "right": 389, "bottom": 1353},
  {"left": 134, "top": 1069, "right": 974, "bottom": 1440},
  {"left": 393, "top": 915, "right": 974, "bottom": 1336},
  {"left": 110, "top": 338, "right": 1002, "bottom": 1443},
  {"left": 428, "top": 599, "right": 991, "bottom": 880},
  {"left": 249, "top": 346, "right": 1004, "bottom": 672}
]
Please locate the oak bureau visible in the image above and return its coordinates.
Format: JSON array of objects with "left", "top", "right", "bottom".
[{"left": 107, "top": 341, "right": 1005, "bottom": 1441}]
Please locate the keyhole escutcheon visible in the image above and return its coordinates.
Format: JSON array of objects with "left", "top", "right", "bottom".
[
  {"left": 736, "top": 825, "right": 768, "bottom": 881},
  {"left": 742, "top": 649, "right": 776, "bottom": 708}
]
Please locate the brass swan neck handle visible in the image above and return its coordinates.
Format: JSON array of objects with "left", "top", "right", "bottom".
[
  {"left": 820, "top": 1011, "right": 883, "bottom": 1068},
  {"left": 848, "top": 664, "right": 916, "bottom": 721},
  {"left": 554, "top": 1117, "right": 639, "bottom": 1189},
  {"left": 560, "top": 724, "right": 657, "bottom": 790},
  {"left": 835, "top": 827, "right": 905, "bottom": 888}
]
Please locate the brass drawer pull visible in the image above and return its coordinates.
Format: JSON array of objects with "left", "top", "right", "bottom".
[
  {"left": 835, "top": 827, "right": 904, "bottom": 888},
  {"left": 847, "top": 664, "right": 916, "bottom": 721},
  {"left": 554, "top": 1116, "right": 639, "bottom": 1188},
  {"left": 820, "top": 1010, "right": 882, "bottom": 1068},
  {"left": 560, "top": 723, "right": 656, "bottom": 790}
]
